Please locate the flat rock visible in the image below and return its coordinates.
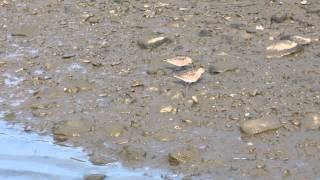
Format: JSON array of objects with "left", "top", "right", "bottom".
[
  {"left": 168, "top": 148, "right": 200, "bottom": 166},
  {"left": 271, "top": 13, "right": 290, "bottom": 23},
  {"left": 280, "top": 35, "right": 312, "bottom": 45},
  {"left": 240, "top": 116, "right": 282, "bottom": 135},
  {"left": 118, "top": 145, "right": 146, "bottom": 164},
  {"left": 52, "top": 119, "right": 93, "bottom": 142},
  {"left": 138, "top": 36, "right": 172, "bottom": 49},
  {"left": 84, "top": 174, "right": 106, "bottom": 180},
  {"left": 266, "top": 40, "right": 303, "bottom": 58}
]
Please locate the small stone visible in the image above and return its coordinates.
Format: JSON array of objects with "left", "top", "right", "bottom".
[
  {"left": 248, "top": 89, "right": 260, "bottom": 97},
  {"left": 89, "top": 154, "right": 112, "bottom": 165},
  {"left": 302, "top": 113, "right": 320, "bottom": 130},
  {"left": 280, "top": 35, "right": 312, "bottom": 45},
  {"left": 191, "top": 96, "right": 199, "bottom": 103},
  {"left": 131, "top": 80, "right": 144, "bottom": 87},
  {"left": 24, "top": 125, "right": 33, "bottom": 132},
  {"left": 64, "top": 87, "right": 80, "bottom": 93},
  {"left": 119, "top": 146, "right": 146, "bottom": 164},
  {"left": 300, "top": 0, "right": 308, "bottom": 5},
  {"left": 84, "top": 174, "right": 106, "bottom": 180},
  {"left": 182, "top": 119, "right": 193, "bottom": 124},
  {"left": 230, "top": 23, "right": 245, "bottom": 30},
  {"left": 255, "top": 25, "right": 264, "bottom": 31},
  {"left": 147, "top": 86, "right": 159, "bottom": 92},
  {"left": 271, "top": 14, "right": 290, "bottom": 23},
  {"left": 91, "top": 62, "right": 103, "bottom": 67},
  {"left": 110, "top": 61, "right": 122, "bottom": 66},
  {"left": 198, "top": 29, "right": 212, "bottom": 37},
  {"left": 62, "top": 53, "right": 76, "bottom": 59},
  {"left": 138, "top": 36, "right": 172, "bottom": 49},
  {"left": 103, "top": 125, "right": 124, "bottom": 138},
  {"left": 160, "top": 105, "right": 177, "bottom": 114},
  {"left": 98, "top": 93, "right": 108, "bottom": 97},
  {"left": 282, "top": 169, "right": 290, "bottom": 178},
  {"left": 244, "top": 25, "right": 257, "bottom": 33},
  {"left": 266, "top": 40, "right": 302, "bottom": 58},
  {"left": 240, "top": 116, "right": 282, "bottom": 135},
  {"left": 87, "top": 15, "right": 100, "bottom": 24},
  {"left": 52, "top": 119, "right": 93, "bottom": 142},
  {"left": 168, "top": 149, "right": 199, "bottom": 166}
]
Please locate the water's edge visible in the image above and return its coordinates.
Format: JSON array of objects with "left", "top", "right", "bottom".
[{"left": 0, "top": 120, "right": 180, "bottom": 180}]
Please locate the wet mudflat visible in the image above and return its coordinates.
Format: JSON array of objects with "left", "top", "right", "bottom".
[
  {"left": 0, "top": 0, "right": 320, "bottom": 179},
  {"left": 0, "top": 119, "right": 179, "bottom": 180}
]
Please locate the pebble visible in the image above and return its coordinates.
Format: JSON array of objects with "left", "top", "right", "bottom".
[
  {"left": 266, "top": 40, "right": 302, "bottom": 58},
  {"left": 84, "top": 174, "right": 106, "bottom": 180},
  {"left": 168, "top": 149, "right": 199, "bottom": 166},
  {"left": 302, "top": 113, "right": 320, "bottom": 130},
  {"left": 118, "top": 145, "right": 146, "bottom": 164},
  {"left": 280, "top": 35, "right": 312, "bottom": 45},
  {"left": 103, "top": 125, "right": 124, "bottom": 138},
  {"left": 138, "top": 36, "right": 172, "bottom": 49},
  {"left": 160, "top": 105, "right": 177, "bottom": 114},
  {"left": 300, "top": 0, "right": 308, "bottom": 5},
  {"left": 198, "top": 29, "right": 212, "bottom": 37},
  {"left": 191, "top": 96, "right": 199, "bottom": 104},
  {"left": 52, "top": 119, "right": 93, "bottom": 142},
  {"left": 255, "top": 25, "right": 264, "bottom": 31},
  {"left": 271, "top": 13, "right": 290, "bottom": 23},
  {"left": 89, "top": 153, "right": 112, "bottom": 165},
  {"left": 240, "top": 116, "right": 282, "bottom": 135},
  {"left": 63, "top": 87, "right": 80, "bottom": 93}
]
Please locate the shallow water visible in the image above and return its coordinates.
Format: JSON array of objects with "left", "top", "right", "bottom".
[
  {"left": 0, "top": 120, "right": 180, "bottom": 180},
  {"left": 1, "top": 0, "right": 320, "bottom": 178}
]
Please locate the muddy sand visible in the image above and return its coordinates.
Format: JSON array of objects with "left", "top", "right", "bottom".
[{"left": 1, "top": 0, "right": 320, "bottom": 179}]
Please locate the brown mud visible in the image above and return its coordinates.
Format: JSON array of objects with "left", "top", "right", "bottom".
[{"left": 1, "top": 0, "right": 320, "bottom": 179}]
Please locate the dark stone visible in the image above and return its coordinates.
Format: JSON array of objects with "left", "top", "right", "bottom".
[
  {"left": 198, "top": 29, "right": 212, "bottom": 37},
  {"left": 84, "top": 174, "right": 106, "bottom": 180}
]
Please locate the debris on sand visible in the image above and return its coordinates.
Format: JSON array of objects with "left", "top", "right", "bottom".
[
  {"left": 83, "top": 174, "right": 106, "bottom": 180},
  {"left": 266, "top": 40, "right": 302, "bottom": 58},
  {"left": 271, "top": 13, "right": 290, "bottom": 23},
  {"left": 168, "top": 148, "right": 200, "bottom": 166},
  {"left": 138, "top": 36, "right": 172, "bottom": 49},
  {"left": 164, "top": 56, "right": 193, "bottom": 67},
  {"left": 280, "top": 35, "right": 312, "bottom": 45},
  {"left": 174, "top": 68, "right": 205, "bottom": 83},
  {"left": 160, "top": 105, "right": 177, "bottom": 114},
  {"left": 240, "top": 116, "right": 282, "bottom": 135}
]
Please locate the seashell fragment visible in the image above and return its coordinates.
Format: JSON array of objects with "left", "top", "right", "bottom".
[{"left": 266, "top": 40, "right": 302, "bottom": 58}]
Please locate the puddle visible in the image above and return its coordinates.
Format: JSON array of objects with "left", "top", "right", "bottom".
[
  {"left": 0, "top": 120, "right": 180, "bottom": 180},
  {"left": 3, "top": 73, "right": 24, "bottom": 87}
]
